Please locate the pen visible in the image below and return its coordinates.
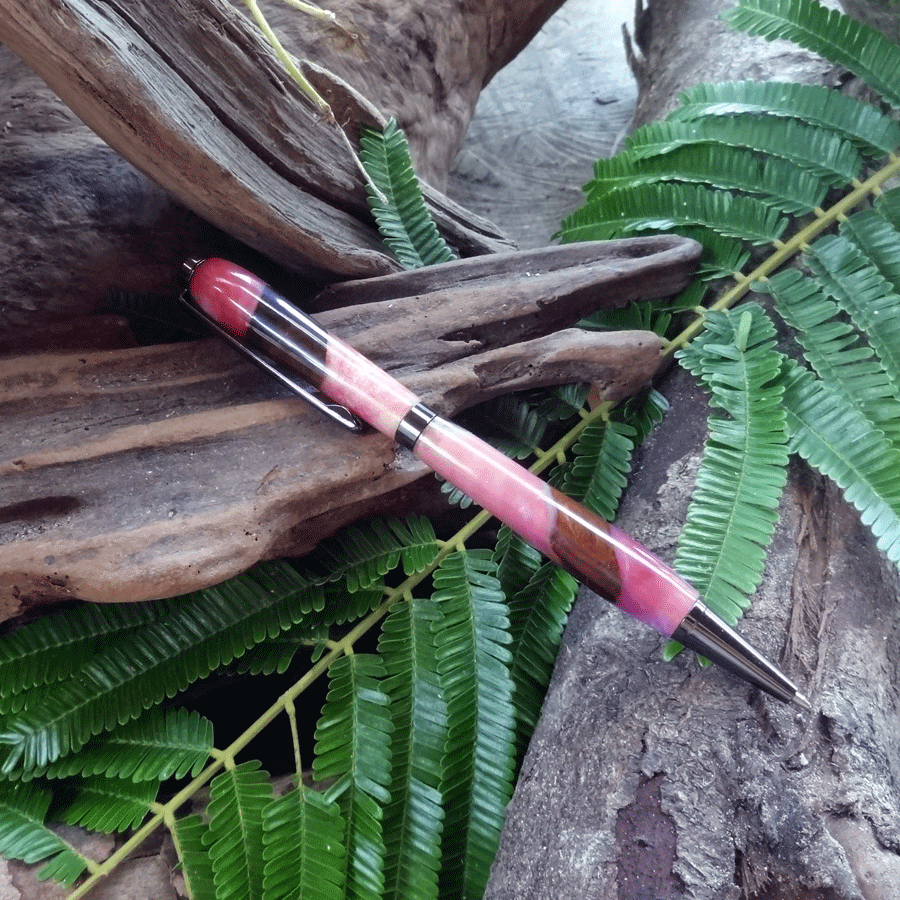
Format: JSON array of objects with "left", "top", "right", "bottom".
[{"left": 181, "top": 257, "right": 810, "bottom": 708}]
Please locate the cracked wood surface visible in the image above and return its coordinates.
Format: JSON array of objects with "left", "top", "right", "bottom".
[{"left": 0, "top": 236, "right": 699, "bottom": 614}]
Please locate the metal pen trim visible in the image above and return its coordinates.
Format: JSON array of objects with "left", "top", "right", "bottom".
[{"left": 177, "top": 291, "right": 366, "bottom": 433}]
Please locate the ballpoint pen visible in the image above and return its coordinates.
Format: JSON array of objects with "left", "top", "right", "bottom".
[{"left": 181, "top": 257, "right": 810, "bottom": 708}]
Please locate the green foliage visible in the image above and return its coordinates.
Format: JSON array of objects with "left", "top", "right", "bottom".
[
  {"left": 7, "top": 3, "right": 900, "bottom": 897},
  {"left": 0, "top": 782, "right": 90, "bottom": 885},
  {"left": 671, "top": 305, "right": 789, "bottom": 629},
  {"left": 560, "top": 0, "right": 900, "bottom": 627},
  {"left": 358, "top": 119, "right": 458, "bottom": 268}
]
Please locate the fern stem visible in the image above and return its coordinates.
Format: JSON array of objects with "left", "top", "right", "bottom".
[
  {"left": 663, "top": 153, "right": 900, "bottom": 357},
  {"left": 284, "top": 698, "right": 303, "bottom": 775},
  {"left": 242, "top": 0, "right": 332, "bottom": 117}
]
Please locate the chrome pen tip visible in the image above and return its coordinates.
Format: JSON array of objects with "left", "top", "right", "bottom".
[{"left": 793, "top": 691, "right": 812, "bottom": 711}]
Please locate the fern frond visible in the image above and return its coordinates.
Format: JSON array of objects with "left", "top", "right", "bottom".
[
  {"left": 55, "top": 775, "right": 158, "bottom": 833},
  {"left": 562, "top": 418, "right": 637, "bottom": 521},
  {"left": 174, "top": 814, "right": 217, "bottom": 900},
  {"left": 432, "top": 551, "right": 516, "bottom": 900},
  {"left": 586, "top": 144, "right": 827, "bottom": 214},
  {"left": 559, "top": 183, "right": 786, "bottom": 246},
  {"left": 206, "top": 760, "right": 275, "bottom": 900},
  {"left": 359, "top": 119, "right": 457, "bottom": 269},
  {"left": 625, "top": 116, "right": 862, "bottom": 186},
  {"left": 670, "top": 80, "right": 900, "bottom": 156},
  {"left": 0, "top": 562, "right": 323, "bottom": 774},
  {"left": 313, "top": 654, "right": 392, "bottom": 900},
  {"left": 877, "top": 186, "right": 900, "bottom": 229},
  {"left": 306, "top": 516, "right": 438, "bottom": 591},
  {"left": 0, "top": 781, "right": 89, "bottom": 886},
  {"left": 262, "top": 783, "right": 347, "bottom": 900},
  {"left": 838, "top": 202, "right": 900, "bottom": 298},
  {"left": 764, "top": 269, "right": 900, "bottom": 447},
  {"left": 673, "top": 305, "right": 789, "bottom": 624},
  {"left": 462, "top": 396, "right": 549, "bottom": 460},
  {"left": 378, "top": 599, "right": 447, "bottom": 900},
  {"left": 492, "top": 526, "right": 544, "bottom": 603},
  {"left": 33, "top": 707, "right": 213, "bottom": 783},
  {"left": 722, "top": 0, "right": 900, "bottom": 110},
  {"left": 780, "top": 360, "right": 900, "bottom": 563},
  {"left": 806, "top": 234, "right": 900, "bottom": 395},
  {"left": 0, "top": 601, "right": 165, "bottom": 703},
  {"left": 506, "top": 563, "right": 578, "bottom": 738}
]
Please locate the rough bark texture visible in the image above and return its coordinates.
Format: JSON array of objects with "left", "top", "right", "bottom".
[
  {"left": 0, "top": 236, "right": 700, "bottom": 615},
  {"left": 0, "top": 0, "right": 564, "bottom": 334},
  {"left": 485, "top": 3, "right": 900, "bottom": 900}
]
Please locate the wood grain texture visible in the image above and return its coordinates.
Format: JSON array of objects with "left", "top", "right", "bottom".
[
  {"left": 0, "top": 0, "right": 536, "bottom": 283},
  {"left": 485, "top": 3, "right": 900, "bottom": 899},
  {"left": 0, "top": 237, "right": 700, "bottom": 614}
]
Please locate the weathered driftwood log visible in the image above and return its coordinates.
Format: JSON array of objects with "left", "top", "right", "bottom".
[
  {"left": 0, "top": 0, "right": 565, "bottom": 337},
  {"left": 0, "top": 236, "right": 700, "bottom": 617},
  {"left": 486, "top": 3, "right": 900, "bottom": 900},
  {"left": 0, "top": 0, "right": 541, "bottom": 282}
]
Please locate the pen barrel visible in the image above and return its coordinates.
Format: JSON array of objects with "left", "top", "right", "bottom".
[
  {"left": 186, "top": 258, "right": 698, "bottom": 636},
  {"left": 411, "top": 417, "right": 698, "bottom": 636}
]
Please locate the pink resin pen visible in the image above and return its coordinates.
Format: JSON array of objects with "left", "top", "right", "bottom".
[{"left": 182, "top": 258, "right": 809, "bottom": 708}]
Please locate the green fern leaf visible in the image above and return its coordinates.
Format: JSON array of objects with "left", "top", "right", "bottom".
[
  {"left": 206, "top": 761, "right": 275, "bottom": 900},
  {"left": 33, "top": 707, "right": 213, "bottom": 783},
  {"left": 432, "top": 551, "right": 516, "bottom": 900},
  {"left": 55, "top": 774, "right": 158, "bottom": 833},
  {"left": 562, "top": 418, "right": 637, "bottom": 521},
  {"left": 174, "top": 814, "right": 218, "bottom": 900},
  {"left": 232, "top": 622, "right": 328, "bottom": 677},
  {"left": 0, "top": 601, "right": 165, "bottom": 705},
  {"left": 0, "top": 562, "right": 323, "bottom": 774},
  {"left": 306, "top": 516, "right": 438, "bottom": 591},
  {"left": 673, "top": 305, "right": 790, "bottom": 624},
  {"left": 722, "top": 0, "right": 900, "bottom": 110},
  {"left": 262, "top": 783, "right": 346, "bottom": 900},
  {"left": 313, "top": 655, "right": 392, "bottom": 900},
  {"left": 779, "top": 360, "right": 900, "bottom": 563},
  {"left": 462, "top": 395, "right": 549, "bottom": 460},
  {"left": 806, "top": 234, "right": 900, "bottom": 397},
  {"left": 0, "top": 781, "right": 89, "bottom": 886},
  {"left": 559, "top": 183, "right": 786, "bottom": 246},
  {"left": 625, "top": 116, "right": 862, "bottom": 186},
  {"left": 765, "top": 269, "right": 900, "bottom": 447},
  {"left": 670, "top": 80, "right": 900, "bottom": 157},
  {"left": 586, "top": 144, "right": 827, "bottom": 215},
  {"left": 359, "top": 119, "right": 457, "bottom": 269},
  {"left": 877, "top": 186, "right": 900, "bottom": 230},
  {"left": 506, "top": 563, "right": 578, "bottom": 738},
  {"left": 492, "top": 526, "right": 544, "bottom": 603},
  {"left": 378, "top": 599, "right": 447, "bottom": 900},
  {"left": 838, "top": 202, "right": 900, "bottom": 299}
]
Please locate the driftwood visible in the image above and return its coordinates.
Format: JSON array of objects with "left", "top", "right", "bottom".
[
  {"left": 0, "top": 236, "right": 700, "bottom": 616},
  {"left": 0, "top": 0, "right": 544, "bottom": 282},
  {"left": 485, "top": 3, "right": 900, "bottom": 900}
]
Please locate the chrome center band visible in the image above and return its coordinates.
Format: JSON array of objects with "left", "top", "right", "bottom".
[{"left": 395, "top": 402, "right": 438, "bottom": 450}]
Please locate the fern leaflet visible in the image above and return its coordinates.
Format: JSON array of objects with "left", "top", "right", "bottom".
[
  {"left": 313, "top": 655, "right": 393, "bottom": 900},
  {"left": 779, "top": 360, "right": 900, "bottom": 563},
  {"left": 722, "top": 0, "right": 900, "bottom": 109},
  {"left": 262, "top": 783, "right": 347, "bottom": 900},
  {"left": 378, "top": 599, "right": 447, "bottom": 900},
  {"left": 432, "top": 551, "right": 516, "bottom": 900},
  {"left": 174, "top": 815, "right": 217, "bottom": 900},
  {"left": 359, "top": 119, "right": 457, "bottom": 268},
  {"left": 205, "top": 761, "right": 275, "bottom": 900},
  {"left": 55, "top": 775, "right": 158, "bottom": 833},
  {"left": 672, "top": 305, "right": 789, "bottom": 626},
  {"left": 0, "top": 781, "right": 89, "bottom": 886}
]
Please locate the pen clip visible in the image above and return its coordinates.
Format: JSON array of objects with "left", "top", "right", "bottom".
[{"left": 178, "top": 292, "right": 367, "bottom": 434}]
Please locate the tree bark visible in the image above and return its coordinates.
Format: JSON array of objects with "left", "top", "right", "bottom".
[{"left": 485, "top": 3, "right": 900, "bottom": 899}]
